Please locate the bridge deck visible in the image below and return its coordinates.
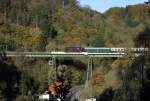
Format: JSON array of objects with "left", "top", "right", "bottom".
[{"left": 1, "top": 51, "right": 126, "bottom": 57}]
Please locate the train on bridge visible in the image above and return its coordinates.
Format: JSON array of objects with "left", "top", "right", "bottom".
[
  {"left": 2, "top": 47, "right": 149, "bottom": 58},
  {"left": 65, "top": 47, "right": 149, "bottom": 53}
]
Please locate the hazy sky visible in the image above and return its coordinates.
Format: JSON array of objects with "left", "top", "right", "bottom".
[{"left": 78, "top": 0, "right": 147, "bottom": 13}]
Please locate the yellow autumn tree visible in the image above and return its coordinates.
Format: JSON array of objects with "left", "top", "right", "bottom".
[
  {"left": 15, "top": 25, "right": 42, "bottom": 50},
  {"left": 92, "top": 68, "right": 105, "bottom": 95}
]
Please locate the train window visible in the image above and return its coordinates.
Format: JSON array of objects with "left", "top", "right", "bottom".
[{"left": 111, "top": 48, "right": 116, "bottom": 52}]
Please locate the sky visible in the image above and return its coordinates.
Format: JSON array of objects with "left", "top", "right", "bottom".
[{"left": 78, "top": 0, "right": 147, "bottom": 13}]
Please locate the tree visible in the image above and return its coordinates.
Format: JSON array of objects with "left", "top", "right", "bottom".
[{"left": 15, "top": 25, "right": 42, "bottom": 51}]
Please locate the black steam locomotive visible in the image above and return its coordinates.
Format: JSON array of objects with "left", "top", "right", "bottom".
[{"left": 65, "top": 47, "right": 85, "bottom": 52}]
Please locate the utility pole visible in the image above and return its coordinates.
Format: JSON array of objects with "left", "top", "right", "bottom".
[{"left": 144, "top": 0, "right": 150, "bottom": 23}]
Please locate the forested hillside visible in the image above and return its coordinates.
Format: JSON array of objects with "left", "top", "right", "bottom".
[{"left": 0, "top": 0, "right": 150, "bottom": 101}]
